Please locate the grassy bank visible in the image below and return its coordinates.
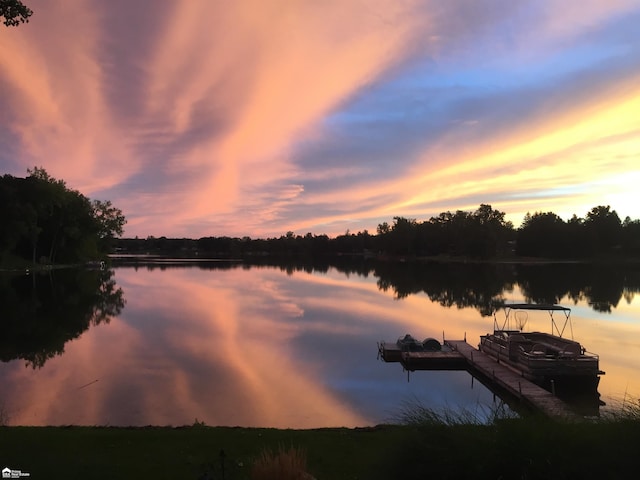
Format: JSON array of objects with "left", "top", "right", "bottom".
[{"left": 1, "top": 416, "right": 639, "bottom": 480}]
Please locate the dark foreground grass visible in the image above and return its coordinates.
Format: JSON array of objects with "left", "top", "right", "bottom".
[{"left": 1, "top": 417, "right": 639, "bottom": 480}]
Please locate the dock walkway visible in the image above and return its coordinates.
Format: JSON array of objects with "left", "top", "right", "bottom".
[{"left": 445, "top": 340, "right": 578, "bottom": 419}]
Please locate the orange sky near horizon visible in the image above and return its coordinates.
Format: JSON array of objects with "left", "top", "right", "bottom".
[{"left": 1, "top": 0, "right": 639, "bottom": 238}]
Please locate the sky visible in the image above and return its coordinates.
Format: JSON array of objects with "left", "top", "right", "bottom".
[{"left": 1, "top": 0, "right": 640, "bottom": 239}]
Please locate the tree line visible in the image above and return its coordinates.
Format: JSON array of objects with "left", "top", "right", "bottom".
[
  {"left": 516, "top": 206, "right": 640, "bottom": 258},
  {"left": 3, "top": 168, "right": 637, "bottom": 264},
  {"left": 0, "top": 168, "right": 126, "bottom": 267},
  {"left": 116, "top": 204, "right": 640, "bottom": 261}
]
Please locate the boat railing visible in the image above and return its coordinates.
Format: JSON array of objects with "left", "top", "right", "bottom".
[
  {"left": 518, "top": 349, "right": 599, "bottom": 367},
  {"left": 581, "top": 350, "right": 600, "bottom": 361}
]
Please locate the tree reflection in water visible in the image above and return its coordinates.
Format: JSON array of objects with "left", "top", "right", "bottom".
[
  {"left": 372, "top": 261, "right": 639, "bottom": 315},
  {"left": 2, "top": 257, "right": 636, "bottom": 426},
  {"left": 113, "top": 256, "right": 640, "bottom": 316},
  {"left": 8, "top": 259, "right": 621, "bottom": 367},
  {"left": 0, "top": 268, "right": 125, "bottom": 368},
  {"left": 240, "top": 258, "right": 639, "bottom": 316}
]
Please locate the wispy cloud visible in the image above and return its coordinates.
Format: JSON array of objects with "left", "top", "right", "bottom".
[{"left": 1, "top": 0, "right": 639, "bottom": 237}]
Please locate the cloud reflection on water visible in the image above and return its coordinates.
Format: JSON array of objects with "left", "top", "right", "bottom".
[{"left": 2, "top": 264, "right": 637, "bottom": 426}]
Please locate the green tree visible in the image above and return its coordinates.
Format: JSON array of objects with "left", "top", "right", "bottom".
[
  {"left": 376, "top": 222, "right": 390, "bottom": 235},
  {"left": 0, "top": 175, "right": 32, "bottom": 262},
  {"left": 92, "top": 199, "right": 126, "bottom": 251},
  {"left": 0, "top": 0, "right": 32, "bottom": 26},
  {"left": 389, "top": 217, "right": 417, "bottom": 255},
  {"left": 25, "top": 167, "right": 76, "bottom": 263},
  {"left": 0, "top": 168, "right": 126, "bottom": 266},
  {"left": 584, "top": 205, "right": 622, "bottom": 254},
  {"left": 469, "top": 204, "right": 514, "bottom": 258},
  {"left": 621, "top": 216, "right": 640, "bottom": 255},
  {"left": 516, "top": 211, "right": 568, "bottom": 258}
]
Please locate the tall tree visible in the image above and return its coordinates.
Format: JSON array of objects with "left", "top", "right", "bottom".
[
  {"left": 92, "top": 200, "right": 126, "bottom": 252},
  {"left": 584, "top": 205, "right": 622, "bottom": 254},
  {"left": 621, "top": 217, "right": 640, "bottom": 255},
  {"left": 389, "top": 217, "right": 417, "bottom": 255},
  {"left": 470, "top": 204, "right": 513, "bottom": 258},
  {"left": 517, "top": 212, "right": 568, "bottom": 258}
]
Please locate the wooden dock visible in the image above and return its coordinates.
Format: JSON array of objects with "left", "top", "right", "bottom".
[
  {"left": 399, "top": 350, "right": 467, "bottom": 371},
  {"left": 446, "top": 340, "right": 579, "bottom": 419},
  {"left": 380, "top": 339, "right": 580, "bottom": 420}
]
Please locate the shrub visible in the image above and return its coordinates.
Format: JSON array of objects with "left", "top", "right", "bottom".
[{"left": 250, "top": 445, "right": 310, "bottom": 480}]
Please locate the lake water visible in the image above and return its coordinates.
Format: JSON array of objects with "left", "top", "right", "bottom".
[{"left": 1, "top": 260, "right": 639, "bottom": 427}]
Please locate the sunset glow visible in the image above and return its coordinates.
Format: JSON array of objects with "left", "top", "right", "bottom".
[{"left": 1, "top": 0, "right": 639, "bottom": 238}]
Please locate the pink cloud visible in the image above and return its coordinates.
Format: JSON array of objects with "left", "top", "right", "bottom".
[{"left": 1, "top": 0, "right": 640, "bottom": 237}]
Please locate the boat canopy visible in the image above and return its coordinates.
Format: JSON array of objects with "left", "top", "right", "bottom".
[
  {"left": 503, "top": 303, "right": 571, "bottom": 312},
  {"left": 494, "top": 303, "right": 573, "bottom": 338}
]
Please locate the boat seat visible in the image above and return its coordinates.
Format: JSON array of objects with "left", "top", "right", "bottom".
[
  {"left": 508, "top": 334, "right": 527, "bottom": 343},
  {"left": 531, "top": 343, "right": 547, "bottom": 355},
  {"left": 558, "top": 343, "right": 581, "bottom": 357}
]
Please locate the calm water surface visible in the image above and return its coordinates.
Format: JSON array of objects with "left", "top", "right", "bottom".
[{"left": 1, "top": 262, "right": 639, "bottom": 427}]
